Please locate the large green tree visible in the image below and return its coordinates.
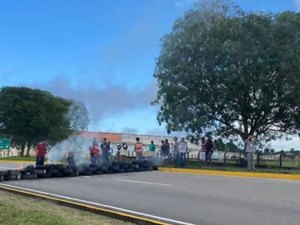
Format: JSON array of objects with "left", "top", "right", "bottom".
[
  {"left": 154, "top": 0, "right": 300, "bottom": 141},
  {"left": 0, "top": 87, "right": 74, "bottom": 156}
]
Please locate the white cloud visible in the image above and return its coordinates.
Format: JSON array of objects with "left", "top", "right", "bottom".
[{"left": 294, "top": 0, "right": 300, "bottom": 10}]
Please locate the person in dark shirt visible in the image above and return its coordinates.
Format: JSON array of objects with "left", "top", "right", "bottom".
[
  {"left": 101, "top": 138, "right": 110, "bottom": 164},
  {"left": 165, "top": 139, "right": 170, "bottom": 156},
  {"left": 205, "top": 137, "right": 214, "bottom": 162}
]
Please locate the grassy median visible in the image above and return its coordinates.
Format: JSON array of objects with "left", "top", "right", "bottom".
[
  {"left": 0, "top": 190, "right": 133, "bottom": 225},
  {"left": 0, "top": 156, "right": 36, "bottom": 161}
]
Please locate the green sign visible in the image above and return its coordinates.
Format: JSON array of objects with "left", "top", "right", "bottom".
[{"left": 0, "top": 139, "right": 10, "bottom": 150}]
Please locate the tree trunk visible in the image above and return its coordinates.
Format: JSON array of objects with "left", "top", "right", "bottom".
[
  {"left": 20, "top": 144, "right": 25, "bottom": 157},
  {"left": 26, "top": 143, "right": 31, "bottom": 157}
]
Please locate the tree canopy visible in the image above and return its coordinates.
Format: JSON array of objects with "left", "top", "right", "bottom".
[
  {"left": 153, "top": 0, "right": 300, "bottom": 141},
  {"left": 0, "top": 86, "right": 89, "bottom": 155}
]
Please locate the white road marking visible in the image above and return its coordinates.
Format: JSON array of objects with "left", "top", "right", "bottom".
[
  {"left": 0, "top": 183, "right": 195, "bottom": 225},
  {"left": 114, "top": 178, "right": 171, "bottom": 187},
  {"left": 82, "top": 176, "right": 92, "bottom": 178}
]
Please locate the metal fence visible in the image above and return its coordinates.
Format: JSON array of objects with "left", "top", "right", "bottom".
[
  {"left": 184, "top": 150, "right": 300, "bottom": 169},
  {"left": 126, "top": 149, "right": 300, "bottom": 169}
]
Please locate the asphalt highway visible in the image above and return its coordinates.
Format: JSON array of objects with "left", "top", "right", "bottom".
[{"left": 1, "top": 162, "right": 300, "bottom": 225}]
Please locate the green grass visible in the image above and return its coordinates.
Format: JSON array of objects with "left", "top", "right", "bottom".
[
  {"left": 0, "top": 190, "right": 133, "bottom": 225},
  {"left": 0, "top": 156, "right": 36, "bottom": 161}
]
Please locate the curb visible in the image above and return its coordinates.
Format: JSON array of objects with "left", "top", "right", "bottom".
[
  {"left": 0, "top": 184, "right": 171, "bottom": 225},
  {"left": 158, "top": 167, "right": 300, "bottom": 181}
]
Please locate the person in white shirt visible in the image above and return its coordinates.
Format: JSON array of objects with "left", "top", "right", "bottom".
[
  {"left": 178, "top": 137, "right": 188, "bottom": 167},
  {"left": 245, "top": 135, "right": 256, "bottom": 170}
]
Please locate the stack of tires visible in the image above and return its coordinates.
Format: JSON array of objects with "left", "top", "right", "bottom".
[
  {"left": 0, "top": 160, "right": 158, "bottom": 182},
  {"left": 0, "top": 170, "right": 7, "bottom": 181},
  {"left": 40, "top": 164, "right": 78, "bottom": 178},
  {"left": 132, "top": 160, "right": 157, "bottom": 172},
  {"left": 1, "top": 170, "right": 21, "bottom": 181},
  {"left": 20, "top": 165, "right": 37, "bottom": 180}
]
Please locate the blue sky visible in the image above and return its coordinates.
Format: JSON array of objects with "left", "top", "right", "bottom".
[{"left": 0, "top": 0, "right": 299, "bottom": 149}]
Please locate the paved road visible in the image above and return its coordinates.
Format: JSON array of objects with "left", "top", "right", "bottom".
[
  {"left": 1, "top": 162, "right": 300, "bottom": 225},
  {"left": 0, "top": 161, "right": 32, "bottom": 170}
]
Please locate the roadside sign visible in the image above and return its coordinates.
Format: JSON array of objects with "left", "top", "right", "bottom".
[{"left": 0, "top": 138, "right": 10, "bottom": 150}]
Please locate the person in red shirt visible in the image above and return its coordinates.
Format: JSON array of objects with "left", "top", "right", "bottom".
[
  {"left": 36, "top": 140, "right": 47, "bottom": 166},
  {"left": 90, "top": 144, "right": 101, "bottom": 165}
]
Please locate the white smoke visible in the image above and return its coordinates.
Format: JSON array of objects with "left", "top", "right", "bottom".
[{"left": 46, "top": 135, "right": 93, "bottom": 165}]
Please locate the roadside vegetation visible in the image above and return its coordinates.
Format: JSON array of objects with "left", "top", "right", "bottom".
[
  {"left": 0, "top": 190, "right": 133, "bottom": 225},
  {"left": 0, "top": 156, "right": 36, "bottom": 161}
]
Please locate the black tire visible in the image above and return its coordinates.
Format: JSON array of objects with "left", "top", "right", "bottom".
[
  {"left": 145, "top": 166, "right": 153, "bottom": 171},
  {"left": 0, "top": 171, "right": 8, "bottom": 176},
  {"left": 8, "top": 170, "right": 21, "bottom": 176},
  {"left": 55, "top": 173, "right": 65, "bottom": 177},
  {"left": 63, "top": 168, "right": 75, "bottom": 176},
  {"left": 121, "top": 163, "right": 130, "bottom": 169},
  {"left": 4, "top": 175, "right": 21, "bottom": 181},
  {"left": 137, "top": 167, "right": 146, "bottom": 172},
  {"left": 79, "top": 169, "right": 93, "bottom": 176},
  {"left": 125, "top": 167, "right": 134, "bottom": 172},
  {"left": 89, "top": 167, "right": 97, "bottom": 174},
  {"left": 71, "top": 171, "right": 79, "bottom": 177},
  {"left": 119, "top": 169, "right": 125, "bottom": 173},
  {"left": 143, "top": 163, "right": 152, "bottom": 168},
  {"left": 49, "top": 169, "right": 60, "bottom": 177},
  {"left": 109, "top": 165, "right": 120, "bottom": 173},
  {"left": 64, "top": 168, "right": 74, "bottom": 174},
  {"left": 52, "top": 164, "right": 66, "bottom": 170},
  {"left": 94, "top": 170, "right": 103, "bottom": 175},
  {"left": 101, "top": 166, "right": 110, "bottom": 174},
  {"left": 37, "top": 173, "right": 52, "bottom": 179},
  {"left": 34, "top": 169, "right": 45, "bottom": 175},
  {"left": 152, "top": 165, "right": 158, "bottom": 170},
  {"left": 131, "top": 160, "right": 140, "bottom": 165},
  {"left": 21, "top": 174, "right": 37, "bottom": 180},
  {"left": 22, "top": 165, "right": 35, "bottom": 175}
]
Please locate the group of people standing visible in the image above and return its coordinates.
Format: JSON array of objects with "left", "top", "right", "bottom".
[
  {"left": 35, "top": 134, "right": 257, "bottom": 170},
  {"left": 139, "top": 136, "right": 214, "bottom": 167},
  {"left": 198, "top": 136, "right": 214, "bottom": 162},
  {"left": 89, "top": 137, "right": 129, "bottom": 165},
  {"left": 155, "top": 137, "right": 189, "bottom": 167}
]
